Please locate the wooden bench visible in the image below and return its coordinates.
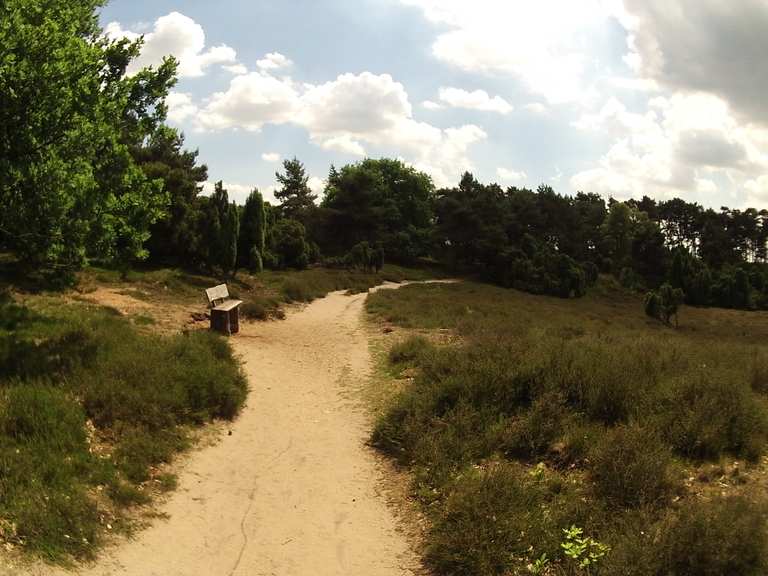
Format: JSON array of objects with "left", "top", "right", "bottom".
[{"left": 205, "top": 284, "right": 243, "bottom": 335}]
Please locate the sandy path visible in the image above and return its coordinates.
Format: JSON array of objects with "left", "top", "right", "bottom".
[{"left": 28, "top": 284, "right": 421, "bottom": 576}]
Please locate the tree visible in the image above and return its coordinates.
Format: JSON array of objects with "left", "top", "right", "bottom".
[
  {"left": 201, "top": 182, "right": 238, "bottom": 275},
  {"left": 275, "top": 158, "right": 316, "bottom": 222},
  {"left": 321, "top": 159, "right": 434, "bottom": 262},
  {"left": 0, "top": 0, "right": 175, "bottom": 271},
  {"left": 238, "top": 189, "right": 267, "bottom": 272},
  {"left": 270, "top": 219, "right": 309, "bottom": 269},
  {"left": 137, "top": 127, "right": 208, "bottom": 267},
  {"left": 645, "top": 283, "right": 684, "bottom": 326},
  {"left": 600, "top": 202, "right": 635, "bottom": 271}
]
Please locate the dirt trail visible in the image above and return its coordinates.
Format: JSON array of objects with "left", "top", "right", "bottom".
[{"left": 33, "top": 283, "right": 424, "bottom": 576}]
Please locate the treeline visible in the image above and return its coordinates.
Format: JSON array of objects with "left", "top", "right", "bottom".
[{"left": 3, "top": 0, "right": 768, "bottom": 312}]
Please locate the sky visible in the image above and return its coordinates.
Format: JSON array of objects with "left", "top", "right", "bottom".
[{"left": 100, "top": 0, "right": 768, "bottom": 208}]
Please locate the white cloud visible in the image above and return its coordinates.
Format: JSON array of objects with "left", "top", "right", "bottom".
[
  {"left": 105, "top": 12, "right": 238, "bottom": 78},
  {"left": 224, "top": 63, "right": 248, "bottom": 75},
  {"left": 401, "top": 0, "right": 618, "bottom": 104},
  {"left": 570, "top": 92, "right": 768, "bottom": 204},
  {"left": 422, "top": 100, "right": 442, "bottom": 110},
  {"left": 201, "top": 181, "right": 256, "bottom": 204},
  {"left": 523, "top": 102, "right": 548, "bottom": 115},
  {"left": 261, "top": 152, "right": 281, "bottom": 163},
  {"left": 166, "top": 92, "right": 198, "bottom": 123},
  {"left": 434, "top": 87, "right": 513, "bottom": 114},
  {"left": 256, "top": 52, "right": 293, "bottom": 71},
  {"left": 308, "top": 176, "right": 325, "bottom": 195},
  {"left": 745, "top": 175, "right": 768, "bottom": 206},
  {"left": 496, "top": 167, "right": 527, "bottom": 182},
  {"left": 186, "top": 70, "right": 486, "bottom": 186},
  {"left": 316, "top": 134, "right": 367, "bottom": 156},
  {"left": 196, "top": 72, "right": 301, "bottom": 132}
]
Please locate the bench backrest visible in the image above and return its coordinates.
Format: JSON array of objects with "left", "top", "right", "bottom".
[{"left": 205, "top": 284, "right": 230, "bottom": 307}]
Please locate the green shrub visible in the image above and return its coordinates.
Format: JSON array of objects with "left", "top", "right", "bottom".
[
  {"left": 388, "top": 336, "right": 433, "bottom": 367},
  {"left": 498, "top": 393, "right": 571, "bottom": 459},
  {"left": 658, "top": 372, "right": 768, "bottom": 460},
  {"left": 590, "top": 424, "right": 679, "bottom": 508},
  {"left": 240, "top": 297, "right": 274, "bottom": 320},
  {"left": 426, "top": 465, "right": 555, "bottom": 576},
  {"left": 281, "top": 277, "right": 316, "bottom": 302},
  {"left": 653, "top": 496, "right": 768, "bottom": 575},
  {"left": 0, "top": 384, "right": 101, "bottom": 559}
]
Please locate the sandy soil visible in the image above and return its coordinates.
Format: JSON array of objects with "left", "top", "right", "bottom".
[{"left": 20, "top": 283, "right": 424, "bottom": 576}]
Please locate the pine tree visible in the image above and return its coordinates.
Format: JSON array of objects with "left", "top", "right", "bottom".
[
  {"left": 275, "top": 158, "right": 316, "bottom": 221},
  {"left": 239, "top": 189, "right": 267, "bottom": 271}
]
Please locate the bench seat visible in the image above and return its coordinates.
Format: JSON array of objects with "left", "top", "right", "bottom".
[{"left": 213, "top": 299, "right": 243, "bottom": 312}]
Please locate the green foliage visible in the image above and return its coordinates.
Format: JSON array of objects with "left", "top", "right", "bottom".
[
  {"left": 388, "top": 336, "right": 434, "bottom": 368},
  {"left": 269, "top": 219, "right": 310, "bottom": 269},
  {"left": 139, "top": 127, "right": 208, "bottom": 267},
  {"left": 652, "top": 496, "right": 768, "bottom": 575},
  {"left": 201, "top": 182, "right": 239, "bottom": 275},
  {"left": 0, "top": 383, "right": 101, "bottom": 559},
  {"left": 560, "top": 525, "right": 610, "bottom": 572},
  {"left": 370, "top": 280, "right": 768, "bottom": 575},
  {"left": 275, "top": 158, "right": 316, "bottom": 222},
  {"left": 239, "top": 189, "right": 267, "bottom": 271},
  {"left": 657, "top": 372, "right": 768, "bottom": 461},
  {"left": 0, "top": 0, "right": 175, "bottom": 271},
  {"left": 321, "top": 159, "right": 434, "bottom": 262},
  {"left": 645, "top": 283, "right": 684, "bottom": 326},
  {"left": 590, "top": 425, "right": 679, "bottom": 508},
  {"left": 425, "top": 465, "right": 576, "bottom": 576}
]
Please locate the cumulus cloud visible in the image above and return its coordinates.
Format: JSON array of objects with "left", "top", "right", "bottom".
[
  {"left": 400, "top": 0, "right": 617, "bottom": 104},
  {"left": 523, "top": 102, "right": 548, "bottom": 115},
  {"left": 428, "top": 87, "right": 513, "bottom": 114},
  {"left": 166, "top": 92, "right": 198, "bottom": 123},
  {"left": 745, "top": 175, "right": 768, "bottom": 206},
  {"left": 256, "top": 52, "right": 293, "bottom": 71},
  {"left": 182, "top": 69, "right": 486, "bottom": 186},
  {"left": 619, "top": 0, "right": 768, "bottom": 126},
  {"left": 224, "top": 63, "right": 248, "bottom": 75},
  {"left": 496, "top": 167, "right": 528, "bottom": 182},
  {"left": 570, "top": 92, "right": 768, "bottom": 203},
  {"left": 261, "top": 152, "right": 281, "bottom": 163},
  {"left": 196, "top": 72, "right": 301, "bottom": 131},
  {"left": 308, "top": 176, "right": 325, "bottom": 195},
  {"left": 104, "top": 12, "right": 238, "bottom": 78}
]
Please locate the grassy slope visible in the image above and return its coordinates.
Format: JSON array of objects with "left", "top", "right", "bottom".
[
  {"left": 0, "top": 293, "right": 247, "bottom": 563},
  {"left": 367, "top": 277, "right": 768, "bottom": 576}
]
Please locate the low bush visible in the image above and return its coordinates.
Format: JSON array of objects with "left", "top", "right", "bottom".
[
  {"left": 590, "top": 424, "right": 679, "bottom": 508},
  {"left": 387, "top": 336, "right": 433, "bottom": 367},
  {"left": 0, "top": 383, "right": 101, "bottom": 559},
  {"left": 426, "top": 465, "right": 556, "bottom": 576},
  {"left": 370, "top": 280, "right": 768, "bottom": 576},
  {"left": 658, "top": 372, "right": 768, "bottom": 461},
  {"left": 652, "top": 496, "right": 768, "bottom": 575},
  {"left": 240, "top": 295, "right": 279, "bottom": 320},
  {"left": 497, "top": 392, "right": 571, "bottom": 459}
]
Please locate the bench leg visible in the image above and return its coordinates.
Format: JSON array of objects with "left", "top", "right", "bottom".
[
  {"left": 229, "top": 308, "right": 240, "bottom": 334},
  {"left": 211, "top": 309, "right": 231, "bottom": 335}
]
